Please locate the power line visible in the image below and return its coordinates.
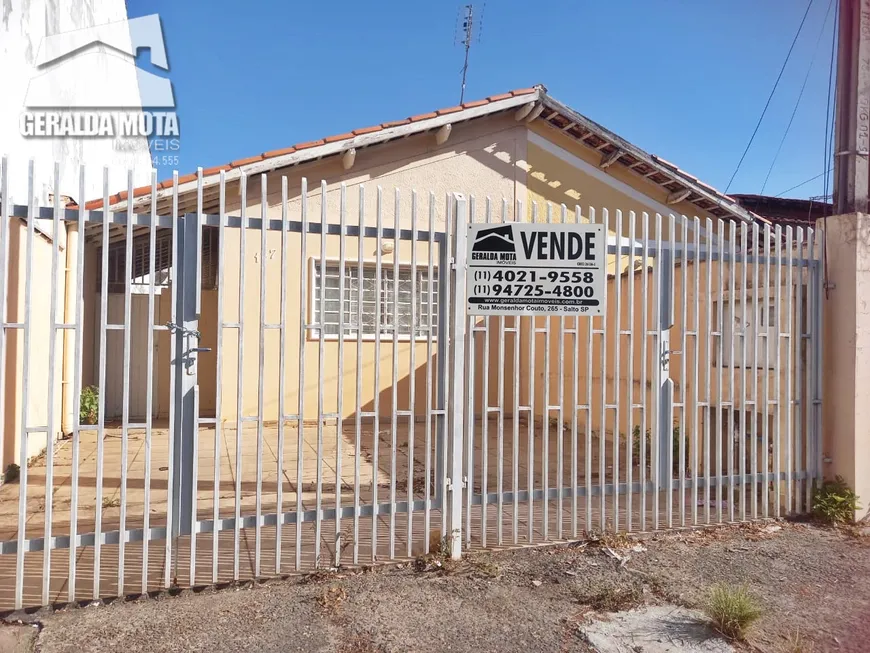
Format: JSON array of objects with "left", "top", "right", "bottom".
[
  {"left": 773, "top": 168, "right": 833, "bottom": 197},
  {"left": 822, "top": 0, "right": 838, "bottom": 298},
  {"left": 724, "top": 0, "right": 815, "bottom": 193},
  {"left": 760, "top": 0, "right": 835, "bottom": 194}
]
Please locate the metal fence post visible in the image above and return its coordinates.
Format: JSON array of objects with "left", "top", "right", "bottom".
[
  {"left": 447, "top": 193, "right": 468, "bottom": 559},
  {"left": 657, "top": 249, "right": 674, "bottom": 492},
  {"left": 171, "top": 213, "right": 200, "bottom": 539}
]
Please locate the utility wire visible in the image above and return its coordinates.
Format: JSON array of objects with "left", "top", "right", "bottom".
[
  {"left": 773, "top": 168, "right": 833, "bottom": 197},
  {"left": 822, "top": 0, "right": 838, "bottom": 298},
  {"left": 760, "top": 0, "right": 835, "bottom": 194},
  {"left": 724, "top": 0, "right": 815, "bottom": 193}
]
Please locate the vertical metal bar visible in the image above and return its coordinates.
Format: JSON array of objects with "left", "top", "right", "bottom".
[
  {"left": 233, "top": 173, "right": 247, "bottom": 580},
  {"left": 751, "top": 222, "right": 761, "bottom": 519},
  {"left": 498, "top": 199, "right": 507, "bottom": 545},
  {"left": 315, "top": 180, "right": 327, "bottom": 567},
  {"left": 447, "top": 193, "right": 468, "bottom": 559},
  {"left": 553, "top": 204, "right": 565, "bottom": 539},
  {"left": 254, "top": 175, "right": 268, "bottom": 577},
  {"left": 93, "top": 166, "right": 110, "bottom": 599},
  {"left": 704, "top": 218, "right": 713, "bottom": 524},
  {"left": 716, "top": 220, "right": 725, "bottom": 523},
  {"left": 652, "top": 213, "right": 662, "bottom": 531},
  {"left": 679, "top": 216, "right": 688, "bottom": 528},
  {"left": 336, "top": 183, "right": 347, "bottom": 566},
  {"left": 275, "top": 176, "right": 288, "bottom": 574},
  {"left": 481, "top": 197, "right": 490, "bottom": 547},
  {"left": 0, "top": 157, "right": 7, "bottom": 499},
  {"left": 691, "top": 217, "right": 701, "bottom": 525},
  {"left": 14, "top": 161, "right": 34, "bottom": 610},
  {"left": 515, "top": 203, "right": 523, "bottom": 543},
  {"left": 295, "top": 178, "right": 308, "bottom": 571},
  {"left": 572, "top": 206, "right": 582, "bottom": 537},
  {"left": 639, "top": 212, "right": 649, "bottom": 531},
  {"left": 625, "top": 212, "right": 635, "bottom": 532},
  {"left": 185, "top": 171, "right": 204, "bottom": 584},
  {"left": 599, "top": 207, "right": 609, "bottom": 532},
  {"left": 438, "top": 193, "right": 452, "bottom": 540},
  {"left": 666, "top": 214, "right": 677, "bottom": 529},
  {"left": 794, "top": 227, "right": 805, "bottom": 512},
  {"left": 785, "top": 226, "right": 795, "bottom": 514},
  {"left": 117, "top": 170, "right": 135, "bottom": 595},
  {"left": 585, "top": 206, "right": 596, "bottom": 534},
  {"left": 353, "top": 185, "right": 365, "bottom": 565},
  {"left": 739, "top": 222, "right": 748, "bottom": 521},
  {"left": 728, "top": 220, "right": 737, "bottom": 523},
  {"left": 389, "top": 189, "right": 399, "bottom": 558},
  {"left": 805, "top": 228, "right": 815, "bottom": 510},
  {"left": 164, "top": 172, "right": 179, "bottom": 588},
  {"left": 41, "top": 163, "right": 61, "bottom": 604},
  {"left": 529, "top": 202, "right": 538, "bottom": 542},
  {"left": 407, "top": 190, "right": 418, "bottom": 557},
  {"left": 372, "top": 186, "right": 383, "bottom": 561},
  {"left": 213, "top": 172, "right": 226, "bottom": 583},
  {"left": 762, "top": 224, "right": 772, "bottom": 518},
  {"left": 424, "top": 192, "right": 434, "bottom": 553},
  {"left": 773, "top": 225, "right": 783, "bottom": 518},
  {"left": 465, "top": 198, "right": 476, "bottom": 547},
  {"left": 613, "top": 210, "right": 623, "bottom": 532},
  {"left": 68, "top": 165, "right": 86, "bottom": 601},
  {"left": 543, "top": 202, "right": 553, "bottom": 539}
]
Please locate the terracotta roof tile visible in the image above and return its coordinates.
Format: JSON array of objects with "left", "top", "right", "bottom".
[
  {"left": 462, "top": 99, "right": 489, "bottom": 109},
  {"left": 487, "top": 93, "right": 513, "bottom": 101},
  {"left": 324, "top": 132, "right": 354, "bottom": 143},
  {"left": 132, "top": 185, "right": 151, "bottom": 198},
  {"left": 381, "top": 119, "right": 411, "bottom": 128},
  {"left": 352, "top": 125, "right": 382, "bottom": 135},
  {"left": 261, "top": 148, "right": 296, "bottom": 159},
  {"left": 202, "top": 164, "right": 232, "bottom": 176},
  {"left": 230, "top": 155, "right": 264, "bottom": 168},
  {"left": 409, "top": 112, "right": 437, "bottom": 121},
  {"left": 436, "top": 105, "right": 463, "bottom": 115},
  {"left": 176, "top": 173, "right": 197, "bottom": 185},
  {"left": 294, "top": 140, "right": 325, "bottom": 150},
  {"left": 510, "top": 87, "right": 538, "bottom": 96}
]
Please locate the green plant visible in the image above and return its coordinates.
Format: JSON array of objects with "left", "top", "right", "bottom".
[
  {"left": 703, "top": 583, "right": 762, "bottom": 641},
  {"left": 812, "top": 476, "right": 861, "bottom": 524},
  {"left": 631, "top": 425, "right": 684, "bottom": 475},
  {"left": 80, "top": 386, "right": 99, "bottom": 425}
]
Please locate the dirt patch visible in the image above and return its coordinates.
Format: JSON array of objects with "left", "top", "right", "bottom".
[{"left": 23, "top": 522, "right": 870, "bottom": 653}]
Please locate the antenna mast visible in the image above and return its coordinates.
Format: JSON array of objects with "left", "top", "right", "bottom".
[{"left": 456, "top": 4, "right": 483, "bottom": 104}]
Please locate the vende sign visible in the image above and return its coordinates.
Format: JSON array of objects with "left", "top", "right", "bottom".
[{"left": 466, "top": 223, "right": 607, "bottom": 316}]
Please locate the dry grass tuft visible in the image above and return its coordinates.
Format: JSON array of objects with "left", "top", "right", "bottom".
[{"left": 703, "top": 583, "right": 762, "bottom": 641}]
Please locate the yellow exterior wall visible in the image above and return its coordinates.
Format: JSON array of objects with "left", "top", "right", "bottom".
[{"left": 2, "top": 220, "right": 65, "bottom": 471}]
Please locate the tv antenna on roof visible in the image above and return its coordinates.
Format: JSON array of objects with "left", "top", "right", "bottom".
[{"left": 455, "top": 3, "right": 484, "bottom": 104}]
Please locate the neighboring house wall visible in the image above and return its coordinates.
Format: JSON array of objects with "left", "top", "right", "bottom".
[{"left": 2, "top": 220, "right": 65, "bottom": 469}]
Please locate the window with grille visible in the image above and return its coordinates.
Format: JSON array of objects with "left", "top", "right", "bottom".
[
  {"left": 97, "top": 227, "right": 218, "bottom": 292},
  {"left": 312, "top": 261, "right": 439, "bottom": 339}
]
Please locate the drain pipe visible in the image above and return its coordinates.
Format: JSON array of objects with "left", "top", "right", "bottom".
[{"left": 60, "top": 221, "right": 79, "bottom": 435}]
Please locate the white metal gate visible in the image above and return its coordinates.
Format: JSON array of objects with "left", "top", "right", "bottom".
[{"left": 0, "top": 158, "right": 822, "bottom": 611}]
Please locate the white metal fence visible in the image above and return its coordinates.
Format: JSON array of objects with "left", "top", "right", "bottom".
[{"left": 0, "top": 159, "right": 822, "bottom": 610}]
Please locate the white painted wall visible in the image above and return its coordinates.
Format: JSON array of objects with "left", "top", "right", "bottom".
[{"left": 0, "top": 0, "right": 152, "bottom": 207}]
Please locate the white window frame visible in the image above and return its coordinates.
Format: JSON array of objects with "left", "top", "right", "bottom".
[{"left": 308, "top": 257, "right": 439, "bottom": 342}]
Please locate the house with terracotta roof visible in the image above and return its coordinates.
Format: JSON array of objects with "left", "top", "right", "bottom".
[{"left": 2, "top": 84, "right": 770, "bottom": 474}]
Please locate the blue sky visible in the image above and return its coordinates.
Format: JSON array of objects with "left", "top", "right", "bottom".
[{"left": 127, "top": 0, "right": 836, "bottom": 200}]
